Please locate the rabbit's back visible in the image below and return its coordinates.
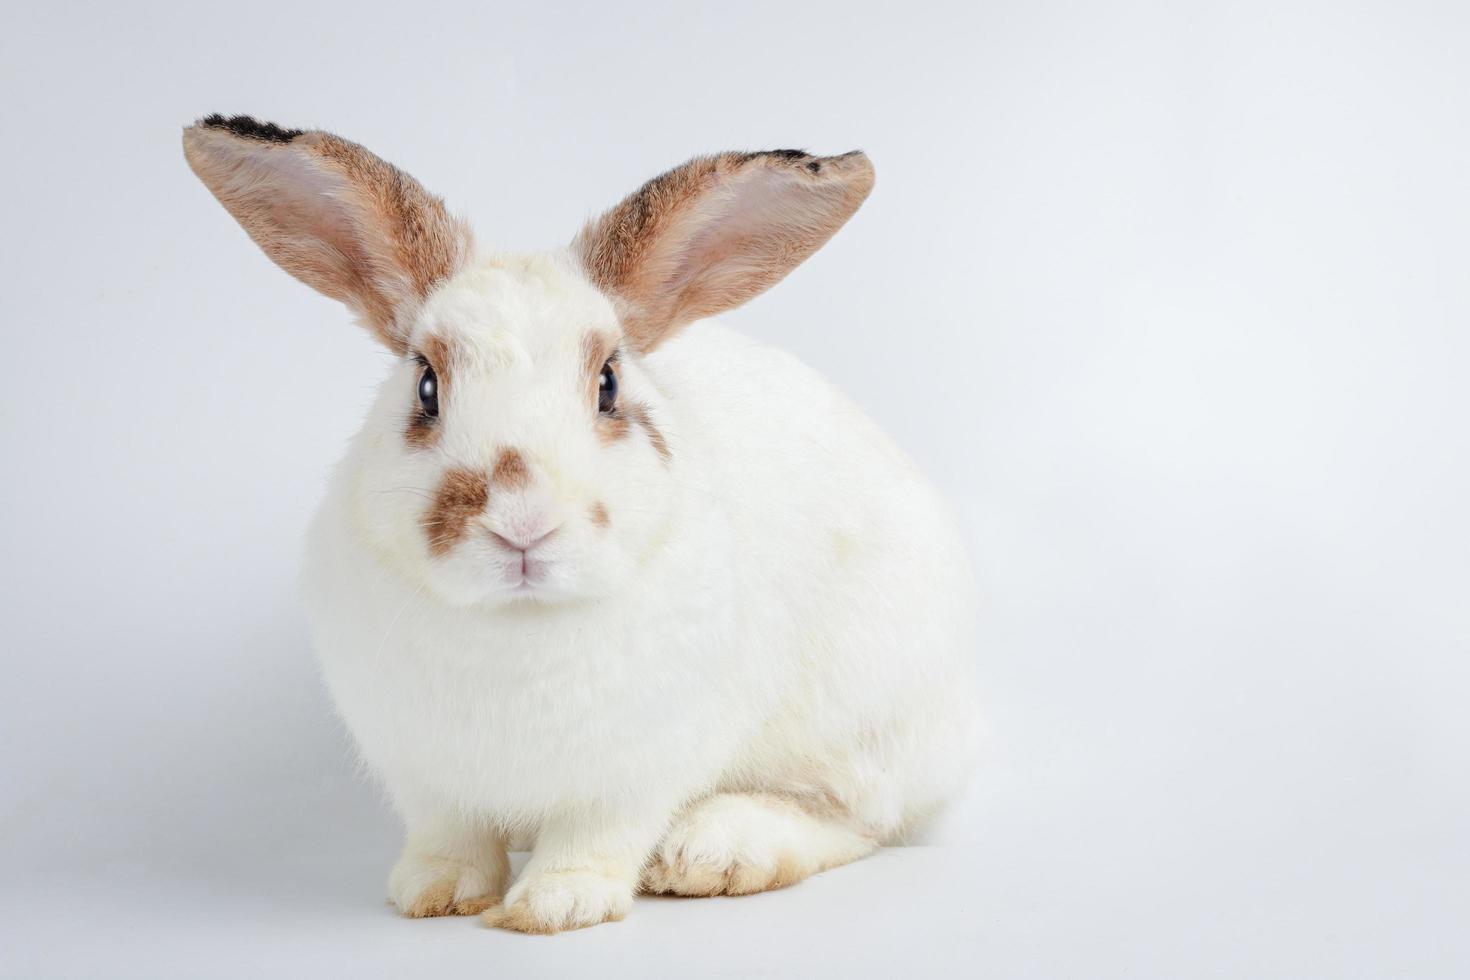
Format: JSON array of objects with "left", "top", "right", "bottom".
[{"left": 649, "top": 322, "right": 980, "bottom": 837}]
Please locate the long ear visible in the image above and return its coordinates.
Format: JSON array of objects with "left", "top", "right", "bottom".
[
  {"left": 182, "top": 115, "right": 473, "bottom": 352},
  {"left": 574, "top": 149, "right": 874, "bottom": 352}
]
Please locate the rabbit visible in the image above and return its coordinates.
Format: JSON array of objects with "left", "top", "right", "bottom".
[{"left": 183, "top": 113, "right": 980, "bottom": 934}]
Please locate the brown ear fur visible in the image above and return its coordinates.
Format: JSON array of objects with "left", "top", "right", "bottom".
[
  {"left": 574, "top": 149, "right": 874, "bottom": 352},
  {"left": 182, "top": 114, "right": 472, "bottom": 352}
]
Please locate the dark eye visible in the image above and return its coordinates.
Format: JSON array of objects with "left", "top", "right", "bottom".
[
  {"left": 418, "top": 364, "right": 439, "bottom": 418},
  {"left": 598, "top": 360, "right": 618, "bottom": 414}
]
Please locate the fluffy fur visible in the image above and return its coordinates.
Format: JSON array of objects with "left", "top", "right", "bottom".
[{"left": 184, "top": 117, "right": 980, "bottom": 934}]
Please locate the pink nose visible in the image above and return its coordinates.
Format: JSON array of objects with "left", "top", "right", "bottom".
[{"left": 487, "top": 526, "right": 558, "bottom": 552}]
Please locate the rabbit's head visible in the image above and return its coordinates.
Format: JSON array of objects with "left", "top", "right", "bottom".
[{"left": 184, "top": 115, "right": 873, "bottom": 607}]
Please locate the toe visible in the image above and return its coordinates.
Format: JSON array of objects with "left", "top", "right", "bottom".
[
  {"left": 482, "top": 870, "right": 631, "bottom": 933},
  {"left": 449, "top": 894, "right": 498, "bottom": 916},
  {"left": 405, "top": 879, "right": 457, "bottom": 917}
]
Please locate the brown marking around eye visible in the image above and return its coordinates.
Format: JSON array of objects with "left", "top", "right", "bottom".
[
  {"left": 491, "top": 448, "right": 530, "bottom": 489},
  {"left": 597, "top": 399, "right": 670, "bottom": 463},
  {"left": 419, "top": 334, "right": 455, "bottom": 387},
  {"left": 582, "top": 330, "right": 619, "bottom": 404},
  {"left": 583, "top": 331, "right": 608, "bottom": 389},
  {"left": 422, "top": 467, "right": 488, "bottom": 557},
  {"left": 589, "top": 502, "right": 610, "bottom": 528},
  {"left": 405, "top": 412, "right": 438, "bottom": 449},
  {"left": 596, "top": 411, "right": 630, "bottom": 444},
  {"left": 404, "top": 335, "right": 458, "bottom": 449},
  {"left": 622, "top": 401, "right": 671, "bottom": 462}
]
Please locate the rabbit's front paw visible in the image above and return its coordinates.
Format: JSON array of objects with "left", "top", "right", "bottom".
[
  {"left": 389, "top": 851, "right": 507, "bottom": 918},
  {"left": 481, "top": 868, "right": 632, "bottom": 934}
]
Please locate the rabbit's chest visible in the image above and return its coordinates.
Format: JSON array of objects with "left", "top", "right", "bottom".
[{"left": 320, "top": 610, "right": 752, "bottom": 813}]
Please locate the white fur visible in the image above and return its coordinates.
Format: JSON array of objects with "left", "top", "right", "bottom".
[{"left": 302, "top": 248, "right": 980, "bottom": 930}]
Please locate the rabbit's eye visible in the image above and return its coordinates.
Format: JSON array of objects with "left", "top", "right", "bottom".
[
  {"left": 598, "top": 360, "right": 618, "bottom": 415},
  {"left": 418, "top": 365, "right": 439, "bottom": 418}
]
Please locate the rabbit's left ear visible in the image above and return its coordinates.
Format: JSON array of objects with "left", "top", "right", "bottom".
[
  {"left": 183, "top": 115, "right": 472, "bottom": 352},
  {"left": 575, "top": 149, "right": 874, "bottom": 352}
]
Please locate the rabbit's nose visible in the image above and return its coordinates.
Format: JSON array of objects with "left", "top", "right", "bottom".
[
  {"left": 483, "top": 447, "right": 563, "bottom": 551},
  {"left": 487, "top": 525, "right": 559, "bottom": 553}
]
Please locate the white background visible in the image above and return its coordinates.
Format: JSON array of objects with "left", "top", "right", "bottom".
[{"left": 2, "top": 1, "right": 1467, "bottom": 977}]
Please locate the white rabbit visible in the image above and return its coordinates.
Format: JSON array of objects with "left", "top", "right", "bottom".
[{"left": 184, "top": 114, "right": 980, "bottom": 933}]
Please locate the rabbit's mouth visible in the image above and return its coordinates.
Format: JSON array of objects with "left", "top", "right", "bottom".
[
  {"left": 502, "top": 566, "right": 571, "bottom": 604},
  {"left": 500, "top": 545, "right": 577, "bottom": 600},
  {"left": 510, "top": 559, "right": 547, "bottom": 590},
  {"left": 493, "top": 536, "right": 557, "bottom": 591},
  {"left": 409, "top": 517, "right": 598, "bottom": 608}
]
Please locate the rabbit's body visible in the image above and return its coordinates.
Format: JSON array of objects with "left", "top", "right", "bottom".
[
  {"left": 185, "top": 116, "right": 978, "bottom": 932},
  {"left": 306, "top": 313, "right": 977, "bottom": 845}
]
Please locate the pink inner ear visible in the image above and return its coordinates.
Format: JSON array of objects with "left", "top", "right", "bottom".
[
  {"left": 187, "top": 130, "right": 406, "bottom": 332},
  {"left": 576, "top": 149, "right": 873, "bottom": 351},
  {"left": 231, "top": 142, "right": 371, "bottom": 294},
  {"left": 661, "top": 163, "right": 869, "bottom": 328},
  {"left": 184, "top": 122, "right": 473, "bottom": 351}
]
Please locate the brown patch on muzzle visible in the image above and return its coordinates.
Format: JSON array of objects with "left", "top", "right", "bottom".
[
  {"left": 423, "top": 467, "right": 489, "bottom": 556},
  {"left": 491, "top": 448, "right": 530, "bottom": 489}
]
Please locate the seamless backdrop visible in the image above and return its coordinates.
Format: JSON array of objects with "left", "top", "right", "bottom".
[{"left": 2, "top": 2, "right": 1467, "bottom": 977}]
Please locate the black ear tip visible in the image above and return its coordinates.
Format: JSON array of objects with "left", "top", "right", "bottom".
[
  {"left": 195, "top": 114, "right": 304, "bottom": 144},
  {"left": 746, "top": 148, "right": 871, "bottom": 177}
]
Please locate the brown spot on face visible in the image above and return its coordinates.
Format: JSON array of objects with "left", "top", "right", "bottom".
[
  {"left": 418, "top": 334, "right": 456, "bottom": 388},
  {"left": 623, "top": 401, "right": 671, "bottom": 462},
  {"left": 405, "top": 412, "right": 438, "bottom": 449},
  {"left": 582, "top": 331, "right": 618, "bottom": 401},
  {"left": 589, "top": 502, "right": 610, "bottom": 528},
  {"left": 596, "top": 400, "right": 670, "bottom": 462},
  {"left": 491, "top": 448, "right": 529, "bottom": 489},
  {"left": 404, "top": 336, "right": 458, "bottom": 450},
  {"left": 597, "top": 411, "right": 630, "bottom": 444},
  {"left": 574, "top": 148, "right": 874, "bottom": 353},
  {"left": 422, "top": 468, "right": 488, "bottom": 556}
]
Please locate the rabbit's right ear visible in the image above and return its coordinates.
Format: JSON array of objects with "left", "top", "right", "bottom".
[
  {"left": 183, "top": 115, "right": 472, "bottom": 352},
  {"left": 575, "top": 149, "right": 874, "bottom": 353}
]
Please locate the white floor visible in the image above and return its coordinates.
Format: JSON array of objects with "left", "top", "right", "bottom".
[
  {"left": 3, "top": 760, "right": 1462, "bottom": 979},
  {"left": 6, "top": 845, "right": 982, "bottom": 979}
]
